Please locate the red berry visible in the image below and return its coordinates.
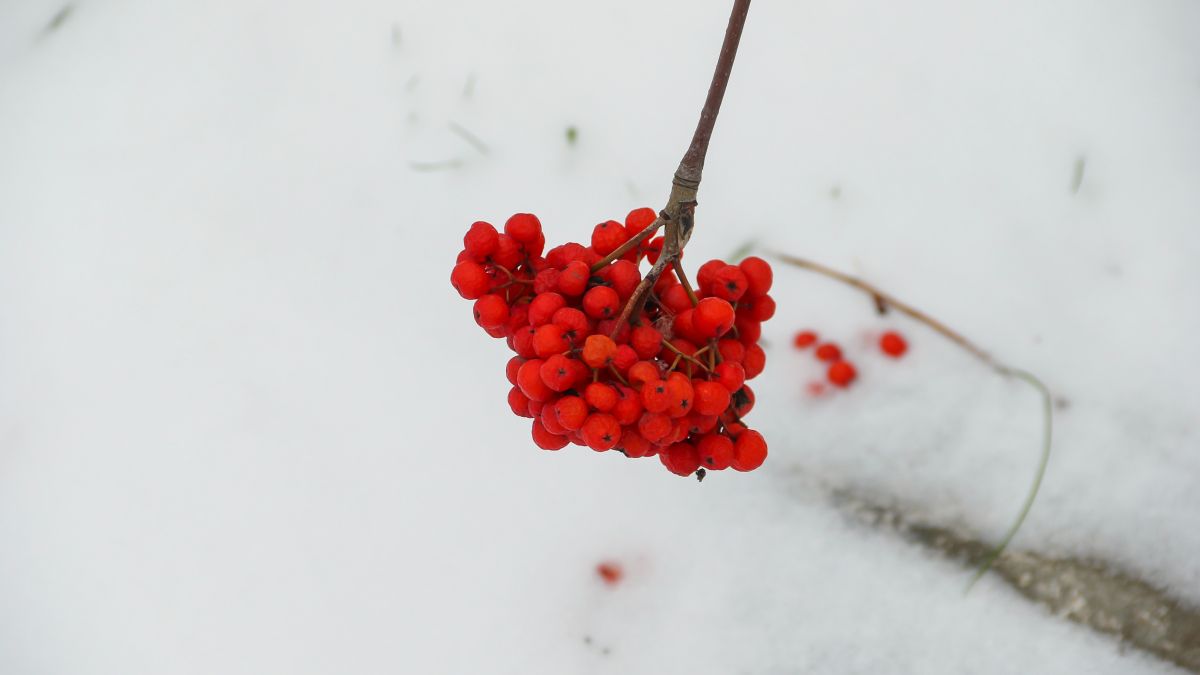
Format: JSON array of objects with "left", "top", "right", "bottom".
[
  {"left": 531, "top": 419, "right": 568, "bottom": 450},
  {"left": 641, "top": 378, "right": 671, "bottom": 414},
  {"left": 550, "top": 307, "right": 589, "bottom": 340},
  {"left": 630, "top": 325, "right": 663, "bottom": 359},
  {"left": 554, "top": 396, "right": 589, "bottom": 431},
  {"left": 591, "top": 220, "right": 628, "bottom": 256},
  {"left": 627, "top": 361, "right": 660, "bottom": 387},
  {"left": 731, "top": 430, "right": 767, "bottom": 471},
  {"left": 533, "top": 268, "right": 560, "bottom": 294},
  {"left": 581, "top": 413, "right": 621, "bottom": 451},
  {"left": 504, "top": 213, "right": 542, "bottom": 244},
  {"left": 738, "top": 256, "right": 773, "bottom": 297},
  {"left": 827, "top": 360, "right": 856, "bottom": 387},
  {"left": 546, "top": 242, "right": 584, "bottom": 268},
  {"left": 673, "top": 419, "right": 696, "bottom": 445},
  {"left": 658, "top": 284, "right": 691, "bottom": 315},
  {"left": 582, "top": 285, "right": 621, "bottom": 319},
  {"left": 451, "top": 260, "right": 491, "bottom": 299},
  {"left": 814, "top": 343, "right": 842, "bottom": 362},
  {"left": 540, "top": 354, "right": 584, "bottom": 392},
  {"left": 734, "top": 315, "right": 761, "bottom": 345},
  {"left": 611, "top": 385, "right": 644, "bottom": 426},
  {"left": 696, "top": 259, "right": 726, "bottom": 292},
  {"left": 596, "top": 561, "right": 623, "bottom": 585},
  {"left": 472, "top": 294, "right": 509, "bottom": 330},
  {"left": 686, "top": 413, "right": 719, "bottom": 435},
  {"left": 742, "top": 343, "right": 766, "bottom": 380},
  {"left": 880, "top": 331, "right": 908, "bottom": 357},
  {"left": 693, "top": 297, "right": 735, "bottom": 338},
  {"left": 740, "top": 294, "right": 775, "bottom": 322},
  {"left": 517, "top": 359, "right": 554, "bottom": 402},
  {"left": 714, "top": 362, "right": 746, "bottom": 393},
  {"left": 672, "top": 309, "right": 701, "bottom": 344},
  {"left": 585, "top": 382, "right": 618, "bottom": 412},
  {"left": 664, "top": 374, "right": 694, "bottom": 418},
  {"left": 793, "top": 330, "right": 817, "bottom": 349},
  {"left": 612, "top": 344, "right": 638, "bottom": 373},
  {"left": 557, "top": 260, "right": 590, "bottom": 296},
  {"left": 528, "top": 292, "right": 566, "bottom": 326},
  {"left": 624, "top": 207, "right": 656, "bottom": 230},
  {"left": 693, "top": 380, "right": 732, "bottom": 416},
  {"left": 540, "top": 404, "right": 569, "bottom": 435},
  {"left": 463, "top": 221, "right": 499, "bottom": 260},
  {"left": 506, "top": 356, "right": 524, "bottom": 385},
  {"left": 716, "top": 339, "right": 745, "bottom": 363},
  {"left": 617, "top": 428, "right": 653, "bottom": 458},
  {"left": 491, "top": 234, "right": 523, "bottom": 269},
  {"left": 605, "top": 260, "right": 641, "bottom": 299},
  {"left": 660, "top": 442, "right": 701, "bottom": 476},
  {"left": 709, "top": 265, "right": 748, "bottom": 302},
  {"left": 638, "top": 412, "right": 672, "bottom": 443},
  {"left": 533, "top": 323, "right": 571, "bottom": 357},
  {"left": 507, "top": 387, "right": 531, "bottom": 417},
  {"left": 511, "top": 325, "right": 537, "bottom": 359},
  {"left": 697, "top": 434, "right": 734, "bottom": 470}
]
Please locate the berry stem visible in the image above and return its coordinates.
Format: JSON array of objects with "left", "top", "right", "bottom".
[
  {"left": 675, "top": 0, "right": 752, "bottom": 187},
  {"left": 661, "top": 339, "right": 711, "bottom": 372},
  {"left": 673, "top": 258, "right": 700, "bottom": 306},
  {"left": 612, "top": 0, "right": 753, "bottom": 332},
  {"left": 494, "top": 264, "right": 534, "bottom": 286},
  {"left": 607, "top": 363, "right": 629, "bottom": 386}
]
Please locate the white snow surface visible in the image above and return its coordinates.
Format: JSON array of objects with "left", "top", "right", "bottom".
[{"left": 2, "top": 0, "right": 1198, "bottom": 673}]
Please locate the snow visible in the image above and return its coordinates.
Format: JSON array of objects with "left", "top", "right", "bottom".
[{"left": 2, "top": 0, "right": 1198, "bottom": 673}]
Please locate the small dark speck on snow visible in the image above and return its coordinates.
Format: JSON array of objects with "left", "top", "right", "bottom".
[
  {"left": 42, "top": 5, "right": 75, "bottom": 36},
  {"left": 1071, "top": 155, "right": 1086, "bottom": 194}
]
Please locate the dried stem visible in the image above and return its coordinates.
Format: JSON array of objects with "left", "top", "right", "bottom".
[
  {"left": 769, "top": 252, "right": 1002, "bottom": 371},
  {"left": 769, "top": 249, "right": 1053, "bottom": 592}
]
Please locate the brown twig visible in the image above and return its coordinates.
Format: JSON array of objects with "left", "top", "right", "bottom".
[
  {"left": 609, "top": 0, "right": 752, "bottom": 330},
  {"left": 676, "top": 0, "right": 752, "bottom": 186},
  {"left": 768, "top": 249, "right": 1053, "bottom": 593},
  {"left": 769, "top": 252, "right": 1004, "bottom": 372}
]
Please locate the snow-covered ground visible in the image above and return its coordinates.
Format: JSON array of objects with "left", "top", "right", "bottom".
[{"left": 2, "top": 0, "right": 1198, "bottom": 673}]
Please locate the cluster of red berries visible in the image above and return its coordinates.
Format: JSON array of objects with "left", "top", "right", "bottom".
[
  {"left": 793, "top": 328, "right": 908, "bottom": 394},
  {"left": 451, "top": 210, "right": 774, "bottom": 477}
]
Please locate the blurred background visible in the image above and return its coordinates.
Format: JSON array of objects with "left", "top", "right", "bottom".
[{"left": 1, "top": 0, "right": 1198, "bottom": 673}]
